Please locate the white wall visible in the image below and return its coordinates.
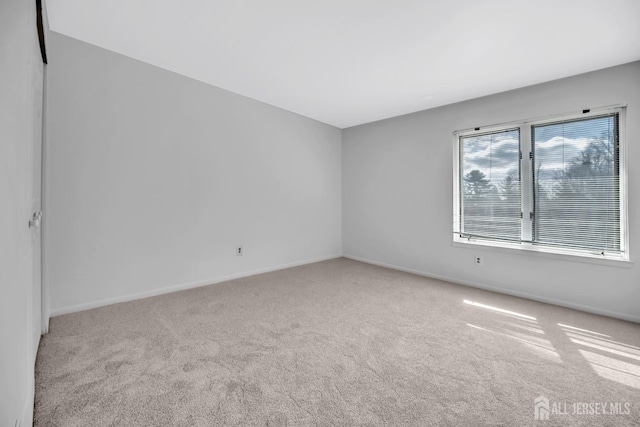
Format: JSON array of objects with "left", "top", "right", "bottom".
[
  {"left": 45, "top": 33, "right": 342, "bottom": 315},
  {"left": 343, "top": 62, "right": 640, "bottom": 322},
  {"left": 0, "top": 0, "right": 44, "bottom": 425},
  {"left": 44, "top": 32, "right": 638, "bottom": 323}
]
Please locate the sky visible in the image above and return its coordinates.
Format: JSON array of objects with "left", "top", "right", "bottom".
[{"left": 461, "top": 116, "right": 615, "bottom": 187}]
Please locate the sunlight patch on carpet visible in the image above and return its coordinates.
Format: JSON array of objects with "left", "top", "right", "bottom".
[{"left": 463, "top": 299, "right": 536, "bottom": 321}]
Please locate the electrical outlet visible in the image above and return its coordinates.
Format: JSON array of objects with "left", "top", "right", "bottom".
[
  {"left": 236, "top": 245, "right": 243, "bottom": 256},
  {"left": 475, "top": 256, "right": 483, "bottom": 265}
]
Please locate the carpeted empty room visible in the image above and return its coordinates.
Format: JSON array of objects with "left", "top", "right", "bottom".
[
  {"left": 35, "top": 259, "right": 640, "bottom": 426},
  {"left": 5, "top": 1, "right": 640, "bottom": 426}
]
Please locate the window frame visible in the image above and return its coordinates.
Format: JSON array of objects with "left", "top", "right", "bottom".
[{"left": 452, "top": 106, "right": 629, "bottom": 263}]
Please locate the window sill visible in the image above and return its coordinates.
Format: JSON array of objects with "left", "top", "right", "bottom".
[{"left": 452, "top": 238, "right": 633, "bottom": 269}]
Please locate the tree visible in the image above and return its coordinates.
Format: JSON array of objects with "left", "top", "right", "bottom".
[
  {"left": 498, "top": 170, "right": 519, "bottom": 200},
  {"left": 463, "top": 170, "right": 495, "bottom": 197},
  {"left": 566, "top": 138, "right": 615, "bottom": 180}
]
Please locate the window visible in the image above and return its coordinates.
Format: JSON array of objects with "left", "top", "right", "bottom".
[{"left": 453, "top": 107, "right": 627, "bottom": 260}]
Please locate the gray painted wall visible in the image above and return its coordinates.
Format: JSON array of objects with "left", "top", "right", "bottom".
[
  {"left": 45, "top": 33, "right": 342, "bottom": 314},
  {"left": 46, "top": 36, "right": 640, "bottom": 322},
  {"left": 343, "top": 62, "right": 640, "bottom": 322},
  {"left": 0, "top": 0, "right": 44, "bottom": 425}
]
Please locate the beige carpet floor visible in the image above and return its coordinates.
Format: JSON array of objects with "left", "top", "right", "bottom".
[{"left": 35, "top": 258, "right": 640, "bottom": 426}]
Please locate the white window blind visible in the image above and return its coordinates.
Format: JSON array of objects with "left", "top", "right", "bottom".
[
  {"left": 532, "top": 113, "right": 621, "bottom": 253},
  {"left": 459, "top": 128, "right": 521, "bottom": 241},
  {"left": 453, "top": 107, "right": 626, "bottom": 259}
]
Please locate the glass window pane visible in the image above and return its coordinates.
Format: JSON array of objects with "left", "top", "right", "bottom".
[
  {"left": 532, "top": 114, "right": 620, "bottom": 252},
  {"left": 460, "top": 129, "right": 521, "bottom": 241}
]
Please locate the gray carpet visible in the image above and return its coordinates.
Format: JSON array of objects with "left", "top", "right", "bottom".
[{"left": 35, "top": 258, "right": 640, "bottom": 426}]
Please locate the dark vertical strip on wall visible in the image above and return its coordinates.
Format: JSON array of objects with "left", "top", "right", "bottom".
[{"left": 36, "top": 0, "right": 47, "bottom": 63}]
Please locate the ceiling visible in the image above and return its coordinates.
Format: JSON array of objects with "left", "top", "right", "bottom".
[{"left": 44, "top": 0, "right": 640, "bottom": 129}]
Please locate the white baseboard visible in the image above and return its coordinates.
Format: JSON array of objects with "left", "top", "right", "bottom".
[
  {"left": 20, "top": 373, "right": 34, "bottom": 427},
  {"left": 51, "top": 254, "right": 342, "bottom": 317},
  {"left": 343, "top": 254, "right": 640, "bottom": 324}
]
